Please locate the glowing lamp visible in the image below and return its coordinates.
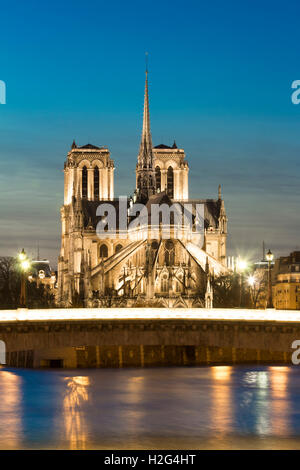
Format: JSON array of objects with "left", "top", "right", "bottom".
[
  {"left": 21, "top": 260, "right": 30, "bottom": 271},
  {"left": 18, "top": 249, "right": 26, "bottom": 261},
  {"left": 266, "top": 249, "right": 274, "bottom": 262},
  {"left": 237, "top": 259, "right": 247, "bottom": 272}
]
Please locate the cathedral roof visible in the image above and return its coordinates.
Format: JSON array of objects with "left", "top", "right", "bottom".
[
  {"left": 80, "top": 196, "right": 223, "bottom": 231},
  {"left": 154, "top": 144, "right": 172, "bottom": 149},
  {"left": 81, "top": 200, "right": 126, "bottom": 230},
  {"left": 144, "top": 191, "right": 194, "bottom": 225},
  {"left": 196, "top": 199, "right": 223, "bottom": 228},
  {"left": 154, "top": 141, "right": 178, "bottom": 149},
  {"left": 145, "top": 191, "right": 172, "bottom": 206},
  {"left": 79, "top": 143, "right": 102, "bottom": 150}
]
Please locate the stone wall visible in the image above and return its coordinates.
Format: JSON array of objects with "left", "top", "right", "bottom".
[{"left": 0, "top": 319, "right": 299, "bottom": 368}]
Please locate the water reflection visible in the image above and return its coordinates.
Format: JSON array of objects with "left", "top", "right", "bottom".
[
  {"left": 126, "top": 375, "right": 145, "bottom": 402},
  {"left": 117, "top": 375, "right": 146, "bottom": 440},
  {"left": 241, "top": 370, "right": 271, "bottom": 436},
  {"left": 269, "top": 366, "right": 290, "bottom": 436},
  {"left": 0, "top": 370, "right": 22, "bottom": 448},
  {"left": 63, "top": 376, "right": 90, "bottom": 449},
  {"left": 0, "top": 366, "right": 299, "bottom": 449},
  {"left": 211, "top": 366, "right": 232, "bottom": 433}
]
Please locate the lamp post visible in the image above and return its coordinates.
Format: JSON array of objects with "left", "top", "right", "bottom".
[
  {"left": 266, "top": 249, "right": 274, "bottom": 308},
  {"left": 18, "top": 249, "right": 30, "bottom": 308}
]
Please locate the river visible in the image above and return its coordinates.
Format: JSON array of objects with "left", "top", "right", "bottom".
[{"left": 0, "top": 365, "right": 299, "bottom": 449}]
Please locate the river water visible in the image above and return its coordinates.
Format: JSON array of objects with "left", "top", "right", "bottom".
[{"left": 0, "top": 365, "right": 300, "bottom": 449}]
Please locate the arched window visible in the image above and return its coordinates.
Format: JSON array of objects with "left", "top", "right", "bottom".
[
  {"left": 82, "top": 166, "right": 87, "bottom": 198},
  {"left": 99, "top": 244, "right": 108, "bottom": 258},
  {"left": 165, "top": 240, "right": 175, "bottom": 266},
  {"left": 94, "top": 166, "right": 99, "bottom": 199},
  {"left": 155, "top": 166, "right": 161, "bottom": 192},
  {"left": 115, "top": 244, "right": 122, "bottom": 254},
  {"left": 151, "top": 241, "right": 159, "bottom": 250},
  {"left": 167, "top": 166, "right": 174, "bottom": 198},
  {"left": 161, "top": 275, "right": 168, "bottom": 293}
]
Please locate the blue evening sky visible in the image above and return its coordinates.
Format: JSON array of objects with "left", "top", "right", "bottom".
[{"left": 0, "top": 0, "right": 300, "bottom": 266}]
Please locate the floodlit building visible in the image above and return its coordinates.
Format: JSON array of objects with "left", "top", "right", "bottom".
[
  {"left": 273, "top": 251, "right": 300, "bottom": 310},
  {"left": 58, "top": 71, "right": 228, "bottom": 307},
  {"left": 28, "top": 260, "right": 57, "bottom": 290}
]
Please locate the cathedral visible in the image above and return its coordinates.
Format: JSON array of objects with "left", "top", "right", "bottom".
[{"left": 57, "top": 71, "right": 228, "bottom": 308}]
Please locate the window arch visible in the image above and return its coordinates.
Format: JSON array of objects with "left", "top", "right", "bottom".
[
  {"left": 99, "top": 244, "right": 108, "bottom": 258},
  {"left": 155, "top": 166, "right": 161, "bottom": 192},
  {"left": 167, "top": 166, "right": 174, "bottom": 198},
  {"left": 82, "top": 166, "right": 87, "bottom": 198},
  {"left": 165, "top": 240, "right": 175, "bottom": 266},
  {"left": 161, "top": 275, "right": 168, "bottom": 293},
  {"left": 94, "top": 166, "right": 99, "bottom": 199},
  {"left": 115, "top": 244, "right": 123, "bottom": 254}
]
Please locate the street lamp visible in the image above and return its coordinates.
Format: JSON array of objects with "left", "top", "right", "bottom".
[
  {"left": 18, "top": 249, "right": 26, "bottom": 261},
  {"left": 266, "top": 249, "right": 274, "bottom": 308},
  {"left": 18, "top": 249, "right": 30, "bottom": 307},
  {"left": 237, "top": 259, "right": 247, "bottom": 272}
]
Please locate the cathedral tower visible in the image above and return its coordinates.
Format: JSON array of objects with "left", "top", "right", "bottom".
[
  {"left": 64, "top": 143, "right": 114, "bottom": 205},
  {"left": 136, "top": 69, "right": 156, "bottom": 202},
  {"left": 58, "top": 68, "right": 229, "bottom": 308}
]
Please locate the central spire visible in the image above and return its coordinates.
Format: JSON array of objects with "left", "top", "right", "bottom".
[
  {"left": 139, "top": 68, "right": 153, "bottom": 160},
  {"left": 136, "top": 59, "right": 156, "bottom": 202}
]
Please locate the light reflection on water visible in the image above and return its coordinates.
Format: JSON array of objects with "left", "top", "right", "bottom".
[
  {"left": 0, "top": 370, "right": 22, "bottom": 448},
  {"left": 270, "top": 367, "right": 290, "bottom": 436},
  {"left": 211, "top": 366, "right": 232, "bottom": 434},
  {"left": 0, "top": 365, "right": 300, "bottom": 449},
  {"left": 63, "top": 376, "right": 90, "bottom": 450}
]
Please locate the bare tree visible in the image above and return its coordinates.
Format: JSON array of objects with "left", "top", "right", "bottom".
[
  {"left": 0, "top": 256, "right": 18, "bottom": 307},
  {"left": 249, "top": 270, "right": 267, "bottom": 308},
  {"left": 0, "top": 256, "right": 55, "bottom": 309}
]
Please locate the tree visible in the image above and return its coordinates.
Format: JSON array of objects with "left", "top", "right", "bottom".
[
  {"left": 212, "top": 273, "right": 252, "bottom": 308},
  {"left": 0, "top": 256, "right": 19, "bottom": 308},
  {"left": 0, "top": 256, "right": 55, "bottom": 309},
  {"left": 248, "top": 269, "right": 267, "bottom": 308},
  {"left": 26, "top": 281, "right": 56, "bottom": 309}
]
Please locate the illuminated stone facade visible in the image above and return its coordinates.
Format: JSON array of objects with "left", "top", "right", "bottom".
[
  {"left": 273, "top": 251, "right": 300, "bottom": 310},
  {"left": 57, "top": 72, "right": 228, "bottom": 307}
]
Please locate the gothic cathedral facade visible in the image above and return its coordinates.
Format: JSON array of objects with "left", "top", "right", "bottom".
[{"left": 58, "top": 72, "right": 228, "bottom": 307}]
